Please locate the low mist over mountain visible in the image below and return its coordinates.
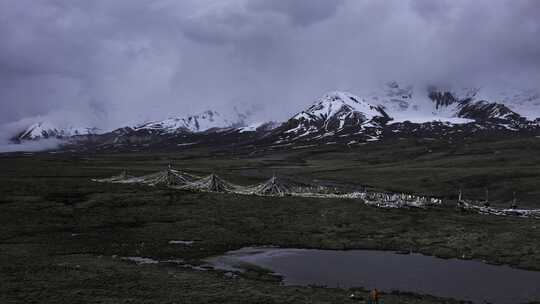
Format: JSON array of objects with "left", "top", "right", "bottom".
[
  {"left": 2, "top": 1, "right": 540, "bottom": 150},
  {"left": 15, "top": 122, "right": 100, "bottom": 142},
  {"left": 8, "top": 83, "right": 539, "bottom": 153}
]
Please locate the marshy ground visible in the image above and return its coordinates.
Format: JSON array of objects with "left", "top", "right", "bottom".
[{"left": 1, "top": 137, "right": 540, "bottom": 303}]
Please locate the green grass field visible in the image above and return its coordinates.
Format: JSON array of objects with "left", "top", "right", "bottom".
[{"left": 1, "top": 137, "right": 540, "bottom": 303}]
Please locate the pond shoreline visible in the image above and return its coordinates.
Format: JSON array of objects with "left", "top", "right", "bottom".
[{"left": 201, "top": 246, "right": 540, "bottom": 304}]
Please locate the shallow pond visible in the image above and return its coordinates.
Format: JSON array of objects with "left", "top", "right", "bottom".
[{"left": 205, "top": 247, "right": 540, "bottom": 304}]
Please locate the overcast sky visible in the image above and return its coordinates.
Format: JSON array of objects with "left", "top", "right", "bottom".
[{"left": 1, "top": 0, "right": 539, "bottom": 131}]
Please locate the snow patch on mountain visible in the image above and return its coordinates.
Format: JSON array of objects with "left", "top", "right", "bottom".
[
  {"left": 134, "top": 110, "right": 245, "bottom": 133},
  {"left": 364, "top": 82, "right": 539, "bottom": 124},
  {"left": 273, "top": 91, "right": 390, "bottom": 143},
  {"left": 238, "top": 122, "right": 265, "bottom": 133},
  {"left": 16, "top": 122, "right": 99, "bottom": 141},
  {"left": 389, "top": 115, "right": 473, "bottom": 125},
  {"left": 364, "top": 82, "right": 466, "bottom": 124},
  {"left": 238, "top": 121, "right": 280, "bottom": 133},
  {"left": 290, "top": 91, "right": 388, "bottom": 131},
  {"left": 463, "top": 88, "right": 540, "bottom": 120},
  {"left": 296, "top": 91, "right": 383, "bottom": 124}
]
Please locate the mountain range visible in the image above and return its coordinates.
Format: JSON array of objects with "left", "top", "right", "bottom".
[
  {"left": 14, "top": 122, "right": 100, "bottom": 141},
  {"left": 10, "top": 83, "right": 540, "bottom": 151}
]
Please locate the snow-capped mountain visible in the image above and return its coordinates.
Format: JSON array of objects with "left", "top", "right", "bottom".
[
  {"left": 457, "top": 100, "right": 525, "bottom": 125},
  {"left": 15, "top": 122, "right": 99, "bottom": 141},
  {"left": 10, "top": 83, "right": 540, "bottom": 153},
  {"left": 134, "top": 110, "right": 245, "bottom": 134},
  {"left": 366, "top": 82, "right": 540, "bottom": 124},
  {"left": 366, "top": 83, "right": 462, "bottom": 124},
  {"left": 72, "top": 109, "right": 261, "bottom": 150},
  {"left": 264, "top": 87, "right": 540, "bottom": 146},
  {"left": 271, "top": 91, "right": 390, "bottom": 143},
  {"left": 294, "top": 91, "right": 389, "bottom": 129},
  {"left": 462, "top": 88, "right": 540, "bottom": 121}
]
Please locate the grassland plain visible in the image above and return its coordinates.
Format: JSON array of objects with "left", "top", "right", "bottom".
[{"left": 1, "top": 137, "right": 540, "bottom": 303}]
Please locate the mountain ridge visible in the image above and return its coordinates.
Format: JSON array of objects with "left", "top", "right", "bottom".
[
  {"left": 15, "top": 122, "right": 100, "bottom": 141},
  {"left": 10, "top": 84, "right": 540, "bottom": 152}
]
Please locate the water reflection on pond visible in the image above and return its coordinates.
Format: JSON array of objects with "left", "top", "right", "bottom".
[{"left": 205, "top": 247, "right": 540, "bottom": 304}]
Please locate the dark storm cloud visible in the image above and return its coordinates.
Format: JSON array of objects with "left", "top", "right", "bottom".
[
  {"left": 409, "top": 0, "right": 540, "bottom": 86},
  {"left": 247, "top": 0, "right": 345, "bottom": 26},
  {"left": 0, "top": 0, "right": 539, "bottom": 135}
]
